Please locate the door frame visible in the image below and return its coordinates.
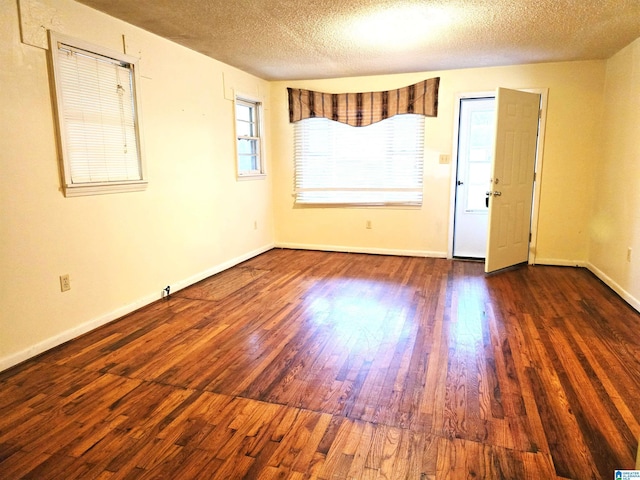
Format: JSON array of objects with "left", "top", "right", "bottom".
[{"left": 447, "top": 88, "right": 549, "bottom": 265}]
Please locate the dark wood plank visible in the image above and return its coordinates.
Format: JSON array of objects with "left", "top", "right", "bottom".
[{"left": 1, "top": 249, "right": 639, "bottom": 478}]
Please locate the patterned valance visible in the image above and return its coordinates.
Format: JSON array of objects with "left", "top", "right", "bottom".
[{"left": 287, "top": 77, "right": 439, "bottom": 127}]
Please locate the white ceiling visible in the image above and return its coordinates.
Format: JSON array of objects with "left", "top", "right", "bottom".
[{"left": 76, "top": 0, "right": 640, "bottom": 81}]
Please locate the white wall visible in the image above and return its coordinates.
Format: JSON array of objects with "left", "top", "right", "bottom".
[
  {"left": 588, "top": 37, "right": 640, "bottom": 311},
  {"left": 0, "top": 0, "right": 274, "bottom": 370}
]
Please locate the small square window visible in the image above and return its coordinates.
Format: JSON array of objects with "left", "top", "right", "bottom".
[
  {"left": 48, "top": 31, "right": 147, "bottom": 197},
  {"left": 235, "top": 96, "right": 265, "bottom": 178}
]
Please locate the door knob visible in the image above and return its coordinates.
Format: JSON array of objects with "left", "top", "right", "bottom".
[
  {"left": 493, "top": 191, "right": 502, "bottom": 196},
  {"left": 457, "top": 180, "right": 464, "bottom": 186}
]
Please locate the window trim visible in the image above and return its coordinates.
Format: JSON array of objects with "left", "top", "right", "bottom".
[
  {"left": 234, "top": 94, "right": 265, "bottom": 179},
  {"left": 48, "top": 31, "right": 147, "bottom": 197}
]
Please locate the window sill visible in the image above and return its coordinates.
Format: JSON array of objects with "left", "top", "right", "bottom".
[
  {"left": 63, "top": 181, "right": 148, "bottom": 197},
  {"left": 293, "top": 201, "right": 422, "bottom": 209},
  {"left": 237, "top": 173, "right": 267, "bottom": 181}
]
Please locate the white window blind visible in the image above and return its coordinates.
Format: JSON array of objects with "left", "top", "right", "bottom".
[
  {"left": 49, "top": 32, "right": 146, "bottom": 196},
  {"left": 294, "top": 115, "right": 425, "bottom": 205}
]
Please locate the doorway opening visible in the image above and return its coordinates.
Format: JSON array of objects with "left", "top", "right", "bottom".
[
  {"left": 452, "top": 96, "right": 495, "bottom": 259},
  {"left": 449, "top": 89, "right": 548, "bottom": 271}
]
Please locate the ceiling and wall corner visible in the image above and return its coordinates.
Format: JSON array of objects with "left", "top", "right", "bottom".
[{"left": 74, "top": 0, "right": 640, "bottom": 81}]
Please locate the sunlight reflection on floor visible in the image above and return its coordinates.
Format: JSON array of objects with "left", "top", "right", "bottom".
[
  {"left": 450, "top": 277, "right": 489, "bottom": 354},
  {"left": 302, "top": 278, "right": 416, "bottom": 358}
]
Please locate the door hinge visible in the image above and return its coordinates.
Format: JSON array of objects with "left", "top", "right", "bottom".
[
  {"left": 533, "top": 172, "right": 536, "bottom": 182},
  {"left": 538, "top": 109, "right": 542, "bottom": 119},
  {"left": 529, "top": 233, "right": 532, "bottom": 242}
]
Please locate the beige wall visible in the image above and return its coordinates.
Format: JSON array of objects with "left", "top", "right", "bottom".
[
  {"left": 271, "top": 61, "right": 605, "bottom": 263},
  {"left": 588, "top": 37, "right": 640, "bottom": 310},
  {"left": 0, "top": 0, "right": 274, "bottom": 369}
]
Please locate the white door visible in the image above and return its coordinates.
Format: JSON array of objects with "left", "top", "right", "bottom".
[
  {"left": 485, "top": 88, "right": 540, "bottom": 273},
  {"left": 453, "top": 97, "right": 495, "bottom": 258}
]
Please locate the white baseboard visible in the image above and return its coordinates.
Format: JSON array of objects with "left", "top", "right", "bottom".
[
  {"left": 586, "top": 262, "right": 640, "bottom": 314},
  {"left": 532, "top": 257, "right": 587, "bottom": 268},
  {"left": 275, "top": 242, "right": 447, "bottom": 258},
  {"left": 0, "top": 243, "right": 275, "bottom": 373}
]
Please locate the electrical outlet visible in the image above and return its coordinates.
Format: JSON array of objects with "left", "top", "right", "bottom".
[
  {"left": 254, "top": 220, "right": 258, "bottom": 230},
  {"left": 366, "top": 220, "right": 372, "bottom": 229},
  {"left": 628, "top": 247, "right": 632, "bottom": 263},
  {"left": 60, "top": 274, "right": 71, "bottom": 292},
  {"left": 439, "top": 154, "right": 450, "bottom": 164}
]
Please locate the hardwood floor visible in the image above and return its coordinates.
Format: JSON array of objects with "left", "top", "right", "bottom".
[{"left": 1, "top": 249, "right": 639, "bottom": 479}]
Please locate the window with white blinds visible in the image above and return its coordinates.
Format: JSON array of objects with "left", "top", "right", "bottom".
[
  {"left": 294, "top": 115, "right": 425, "bottom": 205},
  {"left": 49, "top": 31, "right": 146, "bottom": 196}
]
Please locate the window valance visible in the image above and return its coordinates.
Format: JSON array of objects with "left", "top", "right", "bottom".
[{"left": 287, "top": 77, "right": 439, "bottom": 127}]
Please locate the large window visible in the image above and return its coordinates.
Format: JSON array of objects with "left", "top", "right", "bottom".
[
  {"left": 294, "top": 115, "right": 425, "bottom": 205},
  {"left": 235, "top": 96, "right": 264, "bottom": 178},
  {"left": 49, "top": 31, "right": 146, "bottom": 197}
]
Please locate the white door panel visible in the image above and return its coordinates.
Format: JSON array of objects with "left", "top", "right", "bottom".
[{"left": 485, "top": 88, "right": 540, "bottom": 273}]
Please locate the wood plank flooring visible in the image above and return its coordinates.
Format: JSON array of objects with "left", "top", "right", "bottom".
[{"left": 1, "top": 249, "right": 639, "bottom": 479}]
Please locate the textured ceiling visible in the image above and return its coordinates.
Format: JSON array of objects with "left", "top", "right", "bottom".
[{"left": 76, "top": 0, "right": 640, "bottom": 80}]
